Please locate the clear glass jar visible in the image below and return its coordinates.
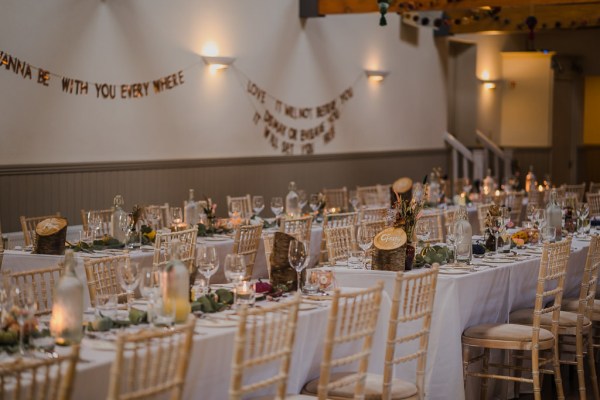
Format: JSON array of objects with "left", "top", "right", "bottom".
[
  {"left": 453, "top": 206, "right": 473, "bottom": 264},
  {"left": 160, "top": 240, "right": 191, "bottom": 323},
  {"left": 50, "top": 250, "right": 84, "bottom": 345},
  {"left": 110, "top": 194, "right": 127, "bottom": 243}
]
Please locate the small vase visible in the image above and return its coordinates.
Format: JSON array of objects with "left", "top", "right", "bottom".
[{"left": 405, "top": 243, "right": 415, "bottom": 271}]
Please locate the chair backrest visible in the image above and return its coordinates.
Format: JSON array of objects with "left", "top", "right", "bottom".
[
  {"left": 528, "top": 190, "right": 545, "bottom": 208},
  {"left": 324, "top": 225, "right": 356, "bottom": 266},
  {"left": 505, "top": 191, "right": 525, "bottom": 226},
  {"left": 280, "top": 215, "right": 313, "bottom": 250},
  {"left": 532, "top": 239, "right": 572, "bottom": 347},
  {"left": 587, "top": 192, "right": 600, "bottom": 218},
  {"left": 0, "top": 344, "right": 80, "bottom": 400},
  {"left": 145, "top": 203, "right": 171, "bottom": 229},
  {"left": 263, "top": 233, "right": 275, "bottom": 279},
  {"left": 153, "top": 228, "right": 198, "bottom": 272},
  {"left": 233, "top": 224, "right": 263, "bottom": 278},
  {"left": 320, "top": 212, "right": 358, "bottom": 264},
  {"left": 573, "top": 235, "right": 600, "bottom": 322},
  {"left": 314, "top": 282, "right": 384, "bottom": 400},
  {"left": 564, "top": 183, "right": 586, "bottom": 203},
  {"left": 80, "top": 208, "right": 112, "bottom": 236},
  {"left": 107, "top": 315, "right": 195, "bottom": 400},
  {"left": 229, "top": 293, "right": 301, "bottom": 400},
  {"left": 356, "top": 185, "right": 380, "bottom": 207},
  {"left": 19, "top": 213, "right": 61, "bottom": 247},
  {"left": 322, "top": 187, "right": 348, "bottom": 212},
  {"left": 383, "top": 267, "right": 439, "bottom": 400},
  {"left": 419, "top": 211, "right": 444, "bottom": 243},
  {"left": 84, "top": 254, "right": 130, "bottom": 306},
  {"left": 227, "top": 195, "right": 252, "bottom": 218},
  {"left": 10, "top": 265, "right": 63, "bottom": 315},
  {"left": 359, "top": 207, "right": 388, "bottom": 223},
  {"left": 589, "top": 182, "right": 600, "bottom": 194},
  {"left": 476, "top": 203, "right": 493, "bottom": 235},
  {"left": 360, "top": 219, "right": 386, "bottom": 239}
]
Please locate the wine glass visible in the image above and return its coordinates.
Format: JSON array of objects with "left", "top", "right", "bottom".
[
  {"left": 462, "top": 179, "right": 472, "bottom": 196},
  {"left": 229, "top": 201, "right": 241, "bottom": 219},
  {"left": 446, "top": 222, "right": 457, "bottom": 265},
  {"left": 541, "top": 226, "right": 556, "bottom": 243},
  {"left": 87, "top": 211, "right": 102, "bottom": 240},
  {"left": 415, "top": 219, "right": 431, "bottom": 253},
  {"left": 491, "top": 216, "right": 505, "bottom": 258},
  {"left": 171, "top": 207, "right": 183, "bottom": 225},
  {"left": 13, "top": 283, "right": 37, "bottom": 356},
  {"left": 526, "top": 203, "right": 537, "bottom": 225},
  {"left": 534, "top": 209, "right": 546, "bottom": 230},
  {"left": 576, "top": 203, "right": 590, "bottom": 234},
  {"left": 309, "top": 194, "right": 320, "bottom": 214},
  {"left": 270, "top": 197, "right": 284, "bottom": 218},
  {"left": 224, "top": 254, "right": 246, "bottom": 285},
  {"left": 196, "top": 246, "right": 219, "bottom": 294},
  {"left": 139, "top": 266, "right": 158, "bottom": 301},
  {"left": 298, "top": 190, "right": 308, "bottom": 213},
  {"left": 252, "top": 196, "right": 265, "bottom": 217},
  {"left": 349, "top": 191, "right": 360, "bottom": 212},
  {"left": 146, "top": 207, "right": 161, "bottom": 230},
  {"left": 501, "top": 206, "right": 511, "bottom": 229},
  {"left": 356, "top": 225, "right": 373, "bottom": 269},
  {"left": 288, "top": 240, "right": 307, "bottom": 292},
  {"left": 117, "top": 260, "right": 141, "bottom": 312}
]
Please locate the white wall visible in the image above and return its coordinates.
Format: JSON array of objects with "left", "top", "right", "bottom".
[{"left": 0, "top": 0, "right": 447, "bottom": 165}]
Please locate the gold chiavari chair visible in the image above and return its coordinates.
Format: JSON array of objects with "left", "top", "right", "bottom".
[
  {"left": 10, "top": 265, "right": 63, "bottom": 315},
  {"left": 322, "top": 187, "right": 349, "bottom": 212},
  {"left": 419, "top": 211, "right": 444, "bottom": 243},
  {"left": 476, "top": 203, "right": 493, "bottom": 236},
  {"left": 145, "top": 203, "right": 171, "bottom": 229},
  {"left": 530, "top": 235, "right": 600, "bottom": 400},
  {"left": 300, "top": 282, "right": 384, "bottom": 399},
  {"left": 233, "top": 224, "right": 263, "bottom": 279},
  {"left": 19, "top": 213, "right": 61, "bottom": 247},
  {"left": 356, "top": 185, "right": 380, "bottom": 207},
  {"left": 0, "top": 344, "right": 80, "bottom": 400},
  {"left": 153, "top": 228, "right": 198, "bottom": 272},
  {"left": 226, "top": 195, "right": 252, "bottom": 218},
  {"left": 281, "top": 215, "right": 313, "bottom": 251},
  {"left": 106, "top": 315, "right": 195, "bottom": 400},
  {"left": 590, "top": 182, "right": 600, "bottom": 194},
  {"left": 320, "top": 212, "right": 358, "bottom": 264},
  {"left": 377, "top": 184, "right": 392, "bottom": 207},
  {"left": 80, "top": 208, "right": 112, "bottom": 236},
  {"left": 84, "top": 254, "right": 130, "bottom": 306},
  {"left": 462, "top": 239, "right": 572, "bottom": 400},
  {"left": 229, "top": 293, "right": 302, "bottom": 400},
  {"left": 587, "top": 193, "right": 600, "bottom": 219},
  {"left": 564, "top": 183, "right": 586, "bottom": 203},
  {"left": 359, "top": 207, "right": 388, "bottom": 223},
  {"left": 324, "top": 225, "right": 356, "bottom": 266},
  {"left": 505, "top": 191, "right": 525, "bottom": 227}
]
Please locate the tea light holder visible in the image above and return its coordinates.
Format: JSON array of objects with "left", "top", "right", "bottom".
[{"left": 235, "top": 281, "right": 255, "bottom": 306}]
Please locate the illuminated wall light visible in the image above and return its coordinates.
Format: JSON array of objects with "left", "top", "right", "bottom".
[
  {"left": 202, "top": 56, "right": 236, "bottom": 74},
  {"left": 479, "top": 70, "right": 498, "bottom": 90},
  {"left": 365, "top": 70, "right": 389, "bottom": 82},
  {"left": 483, "top": 82, "right": 496, "bottom": 90}
]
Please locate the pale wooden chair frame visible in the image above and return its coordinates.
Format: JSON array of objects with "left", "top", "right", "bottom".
[
  {"left": 226, "top": 195, "right": 252, "bottom": 218},
  {"left": 589, "top": 182, "right": 600, "bottom": 194},
  {"left": 84, "top": 254, "right": 130, "bottom": 306},
  {"left": 476, "top": 203, "right": 493, "bottom": 236},
  {"left": 505, "top": 191, "right": 525, "bottom": 227},
  {"left": 564, "top": 183, "right": 586, "bottom": 203},
  {"left": 80, "top": 208, "right": 112, "bottom": 236},
  {"left": 322, "top": 187, "right": 349, "bottom": 212},
  {"left": 0, "top": 344, "right": 80, "bottom": 400},
  {"left": 153, "top": 228, "right": 198, "bottom": 272},
  {"left": 324, "top": 225, "right": 356, "bottom": 266},
  {"left": 301, "top": 282, "right": 384, "bottom": 400},
  {"left": 229, "top": 293, "right": 301, "bottom": 400},
  {"left": 359, "top": 207, "right": 388, "bottom": 223},
  {"left": 418, "top": 211, "right": 444, "bottom": 243},
  {"left": 145, "top": 203, "right": 171, "bottom": 229},
  {"left": 107, "top": 315, "right": 195, "bottom": 400},
  {"left": 280, "top": 215, "right": 313, "bottom": 251},
  {"left": 319, "top": 212, "right": 358, "bottom": 264},
  {"left": 462, "top": 239, "right": 571, "bottom": 400},
  {"left": 356, "top": 185, "right": 380, "bottom": 207},
  {"left": 587, "top": 192, "right": 600, "bottom": 219},
  {"left": 19, "top": 213, "right": 61, "bottom": 247},
  {"left": 10, "top": 265, "right": 63, "bottom": 315},
  {"left": 233, "top": 224, "right": 263, "bottom": 279}
]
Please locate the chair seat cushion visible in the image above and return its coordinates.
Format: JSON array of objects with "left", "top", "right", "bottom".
[
  {"left": 509, "top": 308, "right": 591, "bottom": 328},
  {"left": 463, "top": 323, "right": 553, "bottom": 342},
  {"left": 302, "top": 372, "right": 418, "bottom": 400},
  {"left": 562, "top": 298, "right": 600, "bottom": 320}
]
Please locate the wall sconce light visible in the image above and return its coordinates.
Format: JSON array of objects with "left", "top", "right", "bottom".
[
  {"left": 365, "top": 70, "right": 389, "bottom": 82},
  {"left": 202, "top": 56, "right": 236, "bottom": 72},
  {"left": 479, "top": 70, "right": 498, "bottom": 90}
]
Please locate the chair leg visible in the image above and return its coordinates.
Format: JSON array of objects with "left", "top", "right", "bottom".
[
  {"left": 553, "top": 340, "right": 566, "bottom": 400},
  {"left": 481, "top": 348, "right": 490, "bottom": 400},
  {"left": 514, "top": 350, "right": 524, "bottom": 399},
  {"left": 575, "top": 331, "right": 587, "bottom": 400},
  {"left": 587, "top": 330, "right": 600, "bottom": 400},
  {"left": 462, "top": 344, "right": 470, "bottom": 392},
  {"left": 532, "top": 346, "right": 542, "bottom": 400}
]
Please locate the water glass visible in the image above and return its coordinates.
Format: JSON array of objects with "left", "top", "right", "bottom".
[
  {"left": 309, "top": 194, "right": 320, "bottom": 213},
  {"left": 116, "top": 260, "right": 141, "bottom": 311},
  {"left": 288, "top": 240, "right": 307, "bottom": 292},
  {"left": 152, "top": 294, "right": 175, "bottom": 327},
  {"left": 171, "top": 207, "right": 183, "bottom": 225},
  {"left": 298, "top": 190, "right": 308, "bottom": 212},
  {"left": 13, "top": 284, "right": 37, "bottom": 355},
  {"left": 87, "top": 211, "right": 102, "bottom": 239},
  {"left": 347, "top": 250, "right": 363, "bottom": 269},
  {"left": 80, "top": 230, "right": 94, "bottom": 249},
  {"left": 356, "top": 225, "right": 373, "bottom": 268},
  {"left": 224, "top": 254, "right": 246, "bottom": 284},
  {"left": 302, "top": 258, "right": 319, "bottom": 294},
  {"left": 270, "top": 197, "right": 284, "bottom": 218},
  {"left": 541, "top": 226, "right": 556, "bottom": 243},
  {"left": 349, "top": 191, "right": 360, "bottom": 212},
  {"left": 197, "top": 245, "right": 219, "bottom": 294},
  {"left": 95, "top": 293, "right": 118, "bottom": 319},
  {"left": 534, "top": 209, "right": 546, "bottom": 229},
  {"left": 139, "top": 267, "right": 158, "bottom": 300}
]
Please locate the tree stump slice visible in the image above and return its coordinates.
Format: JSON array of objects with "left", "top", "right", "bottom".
[
  {"left": 371, "top": 227, "right": 408, "bottom": 271},
  {"left": 269, "top": 232, "right": 298, "bottom": 291},
  {"left": 34, "top": 217, "right": 68, "bottom": 255}
]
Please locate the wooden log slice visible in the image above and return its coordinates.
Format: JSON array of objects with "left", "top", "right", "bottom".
[
  {"left": 34, "top": 217, "right": 68, "bottom": 255},
  {"left": 372, "top": 227, "right": 407, "bottom": 271},
  {"left": 392, "top": 177, "right": 413, "bottom": 203}
]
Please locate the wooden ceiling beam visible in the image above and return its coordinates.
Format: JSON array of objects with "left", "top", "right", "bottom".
[{"left": 317, "top": 0, "right": 600, "bottom": 14}]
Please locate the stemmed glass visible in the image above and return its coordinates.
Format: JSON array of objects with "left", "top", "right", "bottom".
[
  {"left": 116, "top": 260, "right": 141, "bottom": 312},
  {"left": 196, "top": 246, "right": 219, "bottom": 295},
  {"left": 146, "top": 207, "right": 161, "bottom": 230},
  {"left": 534, "top": 209, "right": 546, "bottom": 230},
  {"left": 309, "top": 194, "right": 320, "bottom": 215},
  {"left": 139, "top": 266, "right": 159, "bottom": 301},
  {"left": 349, "top": 191, "right": 360, "bottom": 212},
  {"left": 252, "top": 196, "right": 265, "bottom": 217},
  {"left": 541, "top": 226, "right": 556, "bottom": 243},
  {"left": 87, "top": 211, "right": 102, "bottom": 241},
  {"left": 270, "top": 197, "right": 284, "bottom": 219},
  {"left": 462, "top": 179, "right": 472, "bottom": 196},
  {"left": 288, "top": 240, "right": 307, "bottom": 293},
  {"left": 224, "top": 254, "right": 247, "bottom": 305},
  {"left": 576, "top": 203, "right": 590, "bottom": 234},
  {"left": 13, "top": 283, "right": 37, "bottom": 356},
  {"left": 356, "top": 225, "right": 373, "bottom": 269},
  {"left": 526, "top": 203, "right": 537, "bottom": 225},
  {"left": 491, "top": 216, "right": 506, "bottom": 258},
  {"left": 415, "top": 219, "right": 431, "bottom": 253},
  {"left": 171, "top": 207, "right": 183, "bottom": 226},
  {"left": 298, "top": 190, "right": 308, "bottom": 213},
  {"left": 446, "top": 222, "right": 457, "bottom": 266}
]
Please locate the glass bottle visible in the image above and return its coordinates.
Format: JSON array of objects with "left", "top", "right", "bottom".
[
  {"left": 545, "top": 189, "right": 563, "bottom": 240},
  {"left": 160, "top": 240, "right": 191, "bottom": 323},
  {"left": 50, "top": 250, "right": 84, "bottom": 345},
  {"left": 110, "top": 195, "right": 127, "bottom": 243},
  {"left": 427, "top": 172, "right": 440, "bottom": 206},
  {"left": 453, "top": 206, "right": 473, "bottom": 264},
  {"left": 483, "top": 169, "right": 495, "bottom": 196},
  {"left": 285, "top": 181, "right": 301, "bottom": 217},
  {"left": 525, "top": 165, "right": 536, "bottom": 193},
  {"left": 184, "top": 189, "right": 198, "bottom": 228}
]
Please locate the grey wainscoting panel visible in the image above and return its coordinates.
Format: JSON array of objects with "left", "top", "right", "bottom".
[{"left": 0, "top": 149, "right": 448, "bottom": 233}]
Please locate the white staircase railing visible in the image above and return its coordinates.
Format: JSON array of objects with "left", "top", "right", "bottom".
[
  {"left": 475, "top": 130, "right": 513, "bottom": 184},
  {"left": 444, "top": 131, "right": 474, "bottom": 196}
]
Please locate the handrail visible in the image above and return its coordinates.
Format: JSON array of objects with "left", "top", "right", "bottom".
[
  {"left": 476, "top": 130, "right": 505, "bottom": 159},
  {"left": 443, "top": 132, "right": 473, "bottom": 161}
]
